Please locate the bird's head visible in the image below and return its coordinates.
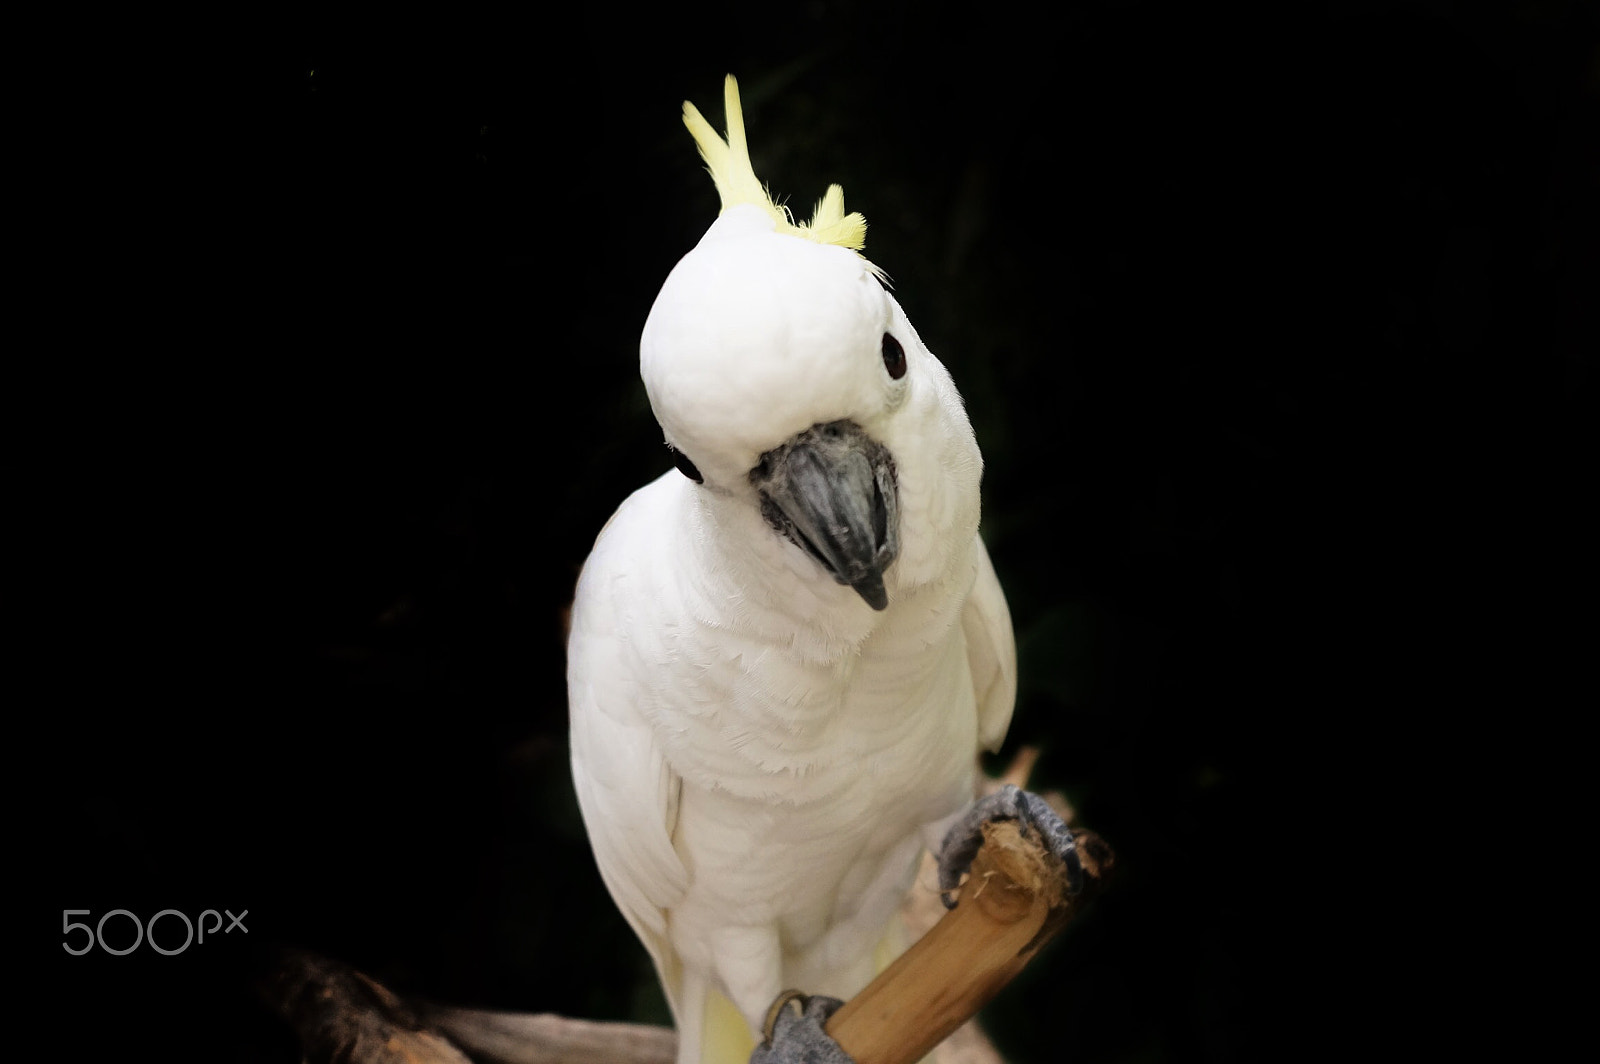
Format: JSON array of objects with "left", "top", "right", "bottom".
[{"left": 641, "top": 77, "right": 980, "bottom": 612}]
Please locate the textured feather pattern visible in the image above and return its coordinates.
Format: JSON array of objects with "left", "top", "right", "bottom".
[{"left": 568, "top": 77, "right": 1016, "bottom": 1064}]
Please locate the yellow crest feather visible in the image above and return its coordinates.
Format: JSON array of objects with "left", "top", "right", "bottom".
[{"left": 682, "top": 75, "right": 869, "bottom": 253}]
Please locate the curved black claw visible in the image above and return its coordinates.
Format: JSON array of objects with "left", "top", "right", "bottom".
[
  {"left": 750, "top": 991, "right": 852, "bottom": 1064},
  {"left": 936, "top": 784, "right": 1085, "bottom": 908}
]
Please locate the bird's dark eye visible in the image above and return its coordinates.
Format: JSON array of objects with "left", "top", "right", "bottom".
[
  {"left": 672, "top": 448, "right": 704, "bottom": 484},
  {"left": 881, "top": 333, "right": 906, "bottom": 380}
]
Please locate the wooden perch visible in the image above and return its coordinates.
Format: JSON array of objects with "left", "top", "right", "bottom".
[
  {"left": 425, "top": 1006, "right": 675, "bottom": 1064},
  {"left": 264, "top": 750, "right": 1111, "bottom": 1064},
  {"left": 264, "top": 948, "right": 677, "bottom": 1064},
  {"left": 825, "top": 821, "right": 1114, "bottom": 1064},
  {"left": 263, "top": 947, "right": 477, "bottom": 1064}
]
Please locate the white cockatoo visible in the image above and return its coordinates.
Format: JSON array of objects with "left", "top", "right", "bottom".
[{"left": 568, "top": 76, "right": 1065, "bottom": 1064}]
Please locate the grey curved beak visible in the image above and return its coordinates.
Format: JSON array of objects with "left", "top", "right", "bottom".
[{"left": 751, "top": 420, "right": 900, "bottom": 610}]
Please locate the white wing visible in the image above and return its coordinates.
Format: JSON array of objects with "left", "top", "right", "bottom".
[
  {"left": 963, "top": 533, "right": 1017, "bottom": 753},
  {"left": 568, "top": 474, "right": 692, "bottom": 1018}
]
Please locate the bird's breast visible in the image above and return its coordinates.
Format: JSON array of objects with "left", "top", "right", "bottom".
[
  {"left": 662, "top": 644, "right": 978, "bottom": 920},
  {"left": 642, "top": 599, "right": 977, "bottom": 802}
]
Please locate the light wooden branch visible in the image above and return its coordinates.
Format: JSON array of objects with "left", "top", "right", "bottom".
[
  {"left": 825, "top": 820, "right": 1112, "bottom": 1064},
  {"left": 425, "top": 1007, "right": 676, "bottom": 1064}
]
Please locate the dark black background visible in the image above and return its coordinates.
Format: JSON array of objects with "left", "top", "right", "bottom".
[{"left": 48, "top": 2, "right": 1590, "bottom": 1061}]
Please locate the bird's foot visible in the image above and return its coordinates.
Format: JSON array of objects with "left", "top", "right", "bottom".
[
  {"left": 937, "top": 783, "right": 1084, "bottom": 908},
  {"left": 748, "top": 991, "right": 853, "bottom": 1064}
]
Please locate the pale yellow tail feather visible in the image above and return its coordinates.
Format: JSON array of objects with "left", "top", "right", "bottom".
[{"left": 701, "top": 988, "right": 758, "bottom": 1064}]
